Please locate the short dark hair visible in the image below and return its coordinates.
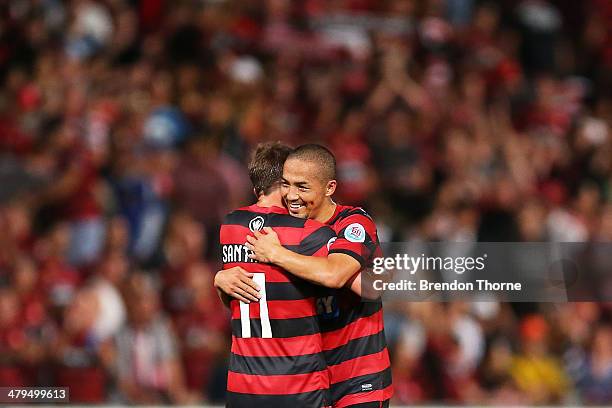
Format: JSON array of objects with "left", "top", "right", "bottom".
[
  {"left": 287, "top": 144, "right": 336, "bottom": 181},
  {"left": 248, "top": 142, "right": 293, "bottom": 196}
]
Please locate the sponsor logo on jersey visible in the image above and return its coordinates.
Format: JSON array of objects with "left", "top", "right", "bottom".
[
  {"left": 345, "top": 223, "right": 365, "bottom": 243},
  {"left": 361, "top": 383, "right": 373, "bottom": 392},
  {"left": 316, "top": 296, "right": 339, "bottom": 320}
]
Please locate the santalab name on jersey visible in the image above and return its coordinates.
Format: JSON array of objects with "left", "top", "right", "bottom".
[{"left": 222, "top": 244, "right": 258, "bottom": 263}]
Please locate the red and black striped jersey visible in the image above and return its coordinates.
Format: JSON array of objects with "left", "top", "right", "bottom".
[
  {"left": 220, "top": 204, "right": 336, "bottom": 408},
  {"left": 322, "top": 204, "right": 393, "bottom": 408}
]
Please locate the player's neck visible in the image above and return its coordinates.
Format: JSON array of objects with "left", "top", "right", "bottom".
[
  {"left": 256, "top": 189, "right": 283, "bottom": 208},
  {"left": 311, "top": 198, "right": 337, "bottom": 223}
]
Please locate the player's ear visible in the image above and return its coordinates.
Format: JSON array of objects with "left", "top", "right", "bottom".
[{"left": 325, "top": 180, "right": 337, "bottom": 197}]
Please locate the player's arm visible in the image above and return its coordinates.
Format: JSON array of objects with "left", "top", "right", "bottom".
[
  {"left": 214, "top": 267, "right": 261, "bottom": 305},
  {"left": 344, "top": 269, "right": 380, "bottom": 299},
  {"left": 246, "top": 227, "right": 361, "bottom": 290}
]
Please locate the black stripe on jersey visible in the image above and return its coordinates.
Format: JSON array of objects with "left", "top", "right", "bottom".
[
  {"left": 323, "top": 331, "right": 387, "bottom": 366},
  {"left": 265, "top": 281, "right": 322, "bottom": 300},
  {"left": 232, "top": 316, "right": 319, "bottom": 338},
  {"left": 268, "top": 213, "right": 310, "bottom": 228},
  {"left": 328, "top": 208, "right": 353, "bottom": 226},
  {"left": 330, "top": 367, "right": 392, "bottom": 403},
  {"left": 226, "top": 389, "right": 330, "bottom": 408},
  {"left": 320, "top": 301, "right": 382, "bottom": 333},
  {"left": 224, "top": 210, "right": 306, "bottom": 229},
  {"left": 328, "top": 248, "right": 366, "bottom": 268},
  {"left": 347, "top": 208, "right": 372, "bottom": 220},
  {"left": 285, "top": 226, "right": 336, "bottom": 256},
  {"left": 229, "top": 352, "right": 326, "bottom": 376},
  {"left": 328, "top": 207, "right": 372, "bottom": 226}
]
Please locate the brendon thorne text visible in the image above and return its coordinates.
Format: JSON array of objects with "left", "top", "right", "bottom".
[{"left": 373, "top": 279, "right": 522, "bottom": 292}]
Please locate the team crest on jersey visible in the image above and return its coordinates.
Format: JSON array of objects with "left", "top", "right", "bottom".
[
  {"left": 249, "top": 216, "right": 265, "bottom": 232},
  {"left": 344, "top": 223, "right": 365, "bottom": 243}
]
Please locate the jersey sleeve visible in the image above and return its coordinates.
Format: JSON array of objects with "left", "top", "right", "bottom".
[
  {"left": 328, "top": 212, "right": 379, "bottom": 267},
  {"left": 295, "top": 220, "right": 336, "bottom": 257}
]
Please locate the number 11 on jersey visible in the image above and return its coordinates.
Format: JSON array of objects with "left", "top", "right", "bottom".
[{"left": 239, "top": 273, "right": 272, "bottom": 338}]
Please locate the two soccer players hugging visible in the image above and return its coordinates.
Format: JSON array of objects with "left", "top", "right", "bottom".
[{"left": 216, "top": 143, "right": 392, "bottom": 408}]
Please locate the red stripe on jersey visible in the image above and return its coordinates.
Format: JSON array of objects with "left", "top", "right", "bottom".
[
  {"left": 322, "top": 309, "right": 384, "bottom": 351},
  {"left": 231, "top": 333, "right": 324, "bottom": 357},
  {"left": 328, "top": 349, "right": 390, "bottom": 384},
  {"left": 220, "top": 224, "right": 250, "bottom": 244},
  {"left": 222, "top": 263, "right": 295, "bottom": 283},
  {"left": 231, "top": 299, "right": 317, "bottom": 320},
  {"left": 311, "top": 244, "right": 332, "bottom": 257},
  {"left": 334, "top": 385, "right": 394, "bottom": 408},
  {"left": 267, "top": 299, "right": 317, "bottom": 319},
  {"left": 227, "top": 369, "right": 329, "bottom": 394},
  {"left": 268, "top": 226, "right": 309, "bottom": 243}
]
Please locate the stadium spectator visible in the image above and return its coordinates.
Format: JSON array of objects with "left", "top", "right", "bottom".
[
  {"left": 573, "top": 324, "right": 612, "bottom": 404},
  {"left": 510, "top": 315, "right": 570, "bottom": 404},
  {"left": 89, "top": 251, "right": 128, "bottom": 342},
  {"left": 52, "top": 287, "right": 107, "bottom": 403},
  {"left": 110, "top": 273, "right": 197, "bottom": 404}
]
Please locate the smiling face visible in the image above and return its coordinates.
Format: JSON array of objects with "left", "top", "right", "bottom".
[{"left": 281, "top": 157, "right": 336, "bottom": 220}]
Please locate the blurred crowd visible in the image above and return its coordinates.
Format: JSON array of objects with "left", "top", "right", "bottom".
[{"left": 0, "top": 0, "right": 611, "bottom": 405}]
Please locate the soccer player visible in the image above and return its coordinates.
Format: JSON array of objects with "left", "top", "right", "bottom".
[
  {"left": 223, "top": 144, "right": 393, "bottom": 408},
  {"left": 218, "top": 142, "right": 336, "bottom": 408}
]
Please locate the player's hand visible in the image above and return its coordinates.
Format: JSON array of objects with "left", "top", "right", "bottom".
[
  {"left": 246, "top": 227, "right": 281, "bottom": 263},
  {"left": 214, "top": 267, "right": 261, "bottom": 303}
]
